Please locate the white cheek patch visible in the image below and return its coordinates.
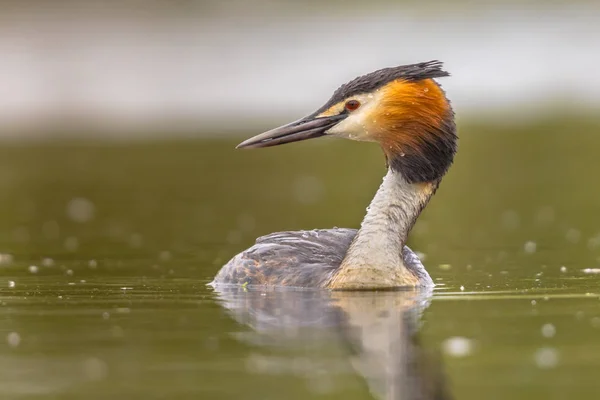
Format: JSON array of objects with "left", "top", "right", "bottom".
[
  {"left": 326, "top": 114, "right": 370, "bottom": 140},
  {"left": 325, "top": 92, "right": 382, "bottom": 141}
]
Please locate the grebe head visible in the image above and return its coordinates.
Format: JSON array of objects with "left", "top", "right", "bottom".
[{"left": 236, "top": 60, "right": 457, "bottom": 183}]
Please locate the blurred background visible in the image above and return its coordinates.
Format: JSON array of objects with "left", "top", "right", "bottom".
[
  {"left": 1, "top": 0, "right": 599, "bottom": 139},
  {"left": 2, "top": 1, "right": 600, "bottom": 399}
]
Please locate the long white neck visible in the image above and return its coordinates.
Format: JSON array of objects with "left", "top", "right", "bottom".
[{"left": 328, "top": 169, "right": 434, "bottom": 289}]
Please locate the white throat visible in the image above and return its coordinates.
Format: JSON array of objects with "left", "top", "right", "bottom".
[{"left": 329, "top": 168, "right": 433, "bottom": 289}]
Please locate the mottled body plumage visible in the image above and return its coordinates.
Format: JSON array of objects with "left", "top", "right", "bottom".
[{"left": 211, "top": 228, "right": 430, "bottom": 288}]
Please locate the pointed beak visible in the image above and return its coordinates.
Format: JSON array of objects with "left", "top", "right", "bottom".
[{"left": 236, "top": 114, "right": 347, "bottom": 149}]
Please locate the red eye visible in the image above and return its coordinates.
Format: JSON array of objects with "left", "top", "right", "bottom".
[{"left": 345, "top": 100, "right": 360, "bottom": 111}]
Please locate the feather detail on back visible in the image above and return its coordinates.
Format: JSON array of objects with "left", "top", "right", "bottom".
[{"left": 210, "top": 228, "right": 429, "bottom": 288}]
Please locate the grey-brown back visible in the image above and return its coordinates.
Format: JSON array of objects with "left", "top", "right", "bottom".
[{"left": 211, "top": 228, "right": 430, "bottom": 288}]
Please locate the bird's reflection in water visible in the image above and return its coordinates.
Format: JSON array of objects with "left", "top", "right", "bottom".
[{"left": 213, "top": 287, "right": 452, "bottom": 400}]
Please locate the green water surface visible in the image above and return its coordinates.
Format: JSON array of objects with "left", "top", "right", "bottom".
[{"left": 1, "top": 118, "right": 600, "bottom": 399}]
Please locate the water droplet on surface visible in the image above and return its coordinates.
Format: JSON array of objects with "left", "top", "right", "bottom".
[
  {"left": 439, "top": 264, "right": 452, "bottom": 270},
  {"left": 0, "top": 253, "right": 14, "bottom": 266},
  {"left": 442, "top": 337, "right": 473, "bottom": 357},
  {"left": 28, "top": 265, "right": 38, "bottom": 274},
  {"left": 541, "top": 323, "right": 556, "bottom": 338},
  {"left": 460, "top": 285, "right": 465, "bottom": 291},
  {"left": 42, "top": 258, "right": 54, "bottom": 267},
  {"left": 89, "top": 259, "right": 98, "bottom": 269},
  {"left": 587, "top": 234, "right": 600, "bottom": 249},
  {"left": 66, "top": 197, "right": 95, "bottom": 223},
  {"left": 6, "top": 332, "right": 20, "bottom": 348},
  {"left": 8, "top": 280, "right": 15, "bottom": 288},
  {"left": 565, "top": 228, "right": 581, "bottom": 243},
  {"left": 560, "top": 266, "right": 567, "bottom": 273},
  {"left": 582, "top": 268, "right": 600, "bottom": 274},
  {"left": 534, "top": 347, "right": 559, "bottom": 369},
  {"left": 524, "top": 241, "right": 537, "bottom": 254}
]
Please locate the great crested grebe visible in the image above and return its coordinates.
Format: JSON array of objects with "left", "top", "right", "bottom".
[{"left": 211, "top": 61, "right": 457, "bottom": 290}]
